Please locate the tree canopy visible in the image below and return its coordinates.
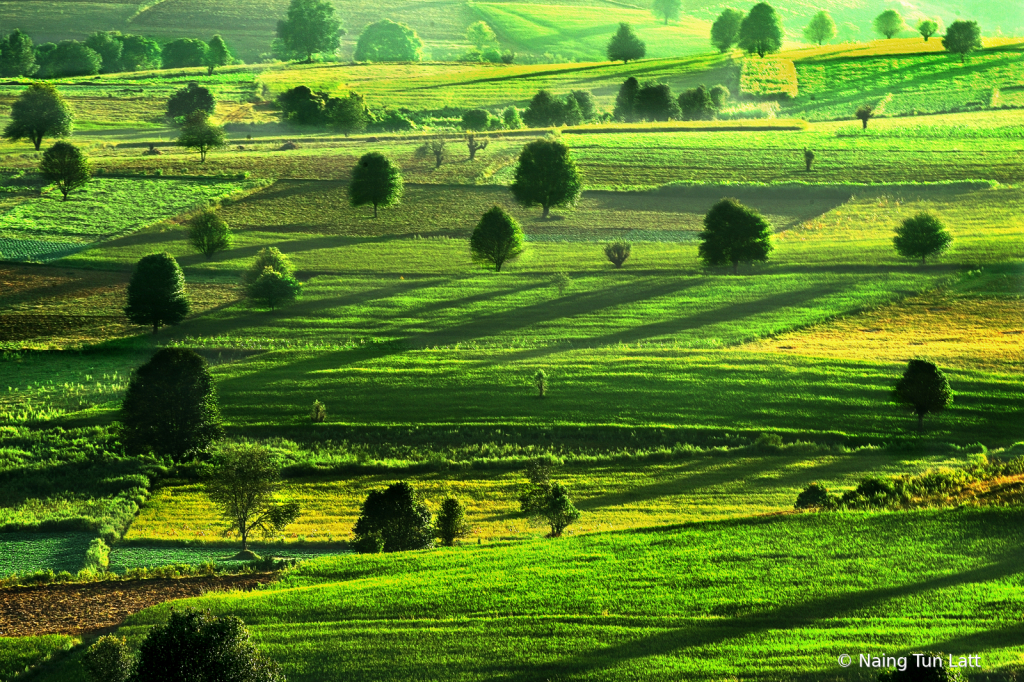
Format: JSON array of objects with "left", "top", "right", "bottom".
[
  {"left": 918, "top": 19, "right": 939, "bottom": 41},
  {"left": 607, "top": 22, "right": 646, "bottom": 63},
  {"left": 349, "top": 152, "right": 403, "bottom": 217},
  {"left": 40, "top": 141, "right": 91, "bottom": 201},
  {"left": 893, "top": 212, "right": 952, "bottom": 264},
  {"left": 893, "top": 360, "right": 953, "bottom": 432},
  {"left": 873, "top": 10, "right": 906, "bottom": 39},
  {"left": 354, "top": 19, "right": 424, "bottom": 62},
  {"left": 466, "top": 21, "right": 497, "bottom": 50},
  {"left": 738, "top": 3, "right": 783, "bottom": 58},
  {"left": 276, "top": 0, "right": 343, "bottom": 62},
  {"left": 37, "top": 40, "right": 101, "bottom": 77},
  {"left": 803, "top": 11, "right": 836, "bottom": 45},
  {"left": 710, "top": 9, "right": 744, "bottom": 53},
  {"left": 470, "top": 205, "right": 525, "bottom": 272},
  {"left": 84, "top": 32, "right": 123, "bottom": 73},
  {"left": 698, "top": 198, "right": 774, "bottom": 273},
  {"left": 187, "top": 210, "right": 232, "bottom": 259},
  {"left": 943, "top": 20, "right": 982, "bottom": 63},
  {"left": 352, "top": 481, "right": 434, "bottom": 553},
  {"left": 511, "top": 138, "right": 583, "bottom": 218},
  {"left": 205, "top": 35, "right": 232, "bottom": 74},
  {"left": 176, "top": 110, "right": 225, "bottom": 162},
  {"left": 167, "top": 82, "right": 216, "bottom": 119},
  {"left": 124, "top": 252, "right": 190, "bottom": 333},
  {"left": 635, "top": 82, "right": 680, "bottom": 121},
  {"left": 652, "top": 0, "right": 682, "bottom": 25},
  {"left": 247, "top": 267, "right": 302, "bottom": 310},
  {"left": 613, "top": 76, "right": 640, "bottom": 121},
  {"left": 2, "top": 83, "right": 73, "bottom": 150},
  {"left": 0, "top": 29, "right": 36, "bottom": 77},
  {"left": 162, "top": 38, "right": 209, "bottom": 68}
]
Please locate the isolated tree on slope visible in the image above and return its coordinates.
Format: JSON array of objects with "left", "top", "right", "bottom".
[
  {"left": 710, "top": 9, "right": 744, "bottom": 53},
  {"left": 187, "top": 209, "right": 232, "bottom": 259},
  {"left": 354, "top": 19, "right": 424, "bottom": 62},
  {"left": 247, "top": 267, "right": 302, "bottom": 310},
  {"left": 0, "top": 29, "right": 36, "bottom": 77},
  {"left": 652, "top": 0, "right": 682, "bottom": 25},
  {"left": 436, "top": 497, "right": 470, "bottom": 547},
  {"left": 698, "top": 198, "right": 773, "bottom": 274},
  {"left": 470, "top": 205, "right": 525, "bottom": 272},
  {"left": 511, "top": 138, "right": 582, "bottom": 219},
  {"left": 466, "top": 21, "right": 497, "bottom": 50},
  {"left": 873, "top": 10, "right": 906, "bottom": 39},
  {"left": 607, "top": 22, "right": 646, "bottom": 63},
  {"left": 893, "top": 359, "right": 952, "bottom": 432},
  {"left": 277, "top": 0, "right": 344, "bottom": 62},
  {"left": 943, "top": 20, "right": 982, "bottom": 63},
  {"left": 161, "top": 38, "right": 208, "bottom": 68},
  {"left": 166, "top": 82, "right": 216, "bottom": 119},
  {"left": 349, "top": 152, "right": 403, "bottom": 217},
  {"left": 893, "top": 212, "right": 952, "bottom": 264},
  {"left": 205, "top": 35, "right": 232, "bottom": 75},
  {"left": 124, "top": 252, "right": 191, "bottom": 333},
  {"left": 40, "top": 141, "right": 91, "bottom": 201},
  {"left": 738, "top": 3, "right": 783, "bottom": 58},
  {"left": 803, "top": 11, "right": 836, "bottom": 45},
  {"left": 243, "top": 246, "right": 294, "bottom": 285},
  {"left": 176, "top": 110, "right": 225, "bottom": 162},
  {"left": 352, "top": 481, "right": 434, "bottom": 553},
  {"left": 918, "top": 19, "right": 939, "bottom": 42}
]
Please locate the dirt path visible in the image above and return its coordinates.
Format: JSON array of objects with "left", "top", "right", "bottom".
[{"left": 0, "top": 573, "right": 276, "bottom": 637}]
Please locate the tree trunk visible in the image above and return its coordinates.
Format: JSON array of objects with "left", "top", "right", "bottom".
[
  {"left": 862, "top": 118, "right": 868, "bottom": 129},
  {"left": 542, "top": 205, "right": 550, "bottom": 219},
  {"left": 373, "top": 203, "right": 378, "bottom": 218},
  {"left": 733, "top": 260, "right": 739, "bottom": 275},
  {"left": 922, "top": 256, "right": 926, "bottom": 265},
  {"left": 917, "top": 412, "right": 924, "bottom": 433},
  {"left": 495, "top": 261, "right": 502, "bottom": 272},
  {"left": 62, "top": 191, "right": 68, "bottom": 202},
  {"left": 241, "top": 526, "right": 248, "bottom": 552},
  {"left": 33, "top": 135, "right": 42, "bottom": 151}
]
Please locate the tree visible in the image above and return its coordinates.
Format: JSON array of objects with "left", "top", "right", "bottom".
[
  {"left": 804, "top": 148, "right": 815, "bottom": 171},
  {"left": 635, "top": 82, "right": 680, "bottom": 121},
  {"left": 893, "top": 360, "right": 952, "bottom": 432},
  {"left": 415, "top": 137, "right": 449, "bottom": 168},
  {"left": 206, "top": 443, "right": 300, "bottom": 555},
  {"left": 709, "top": 84, "right": 730, "bottom": 109},
  {"left": 607, "top": 22, "right": 646, "bottom": 63},
  {"left": 277, "top": 85, "right": 325, "bottom": 124},
  {"left": 873, "top": 10, "right": 906, "bottom": 39},
  {"left": 354, "top": 19, "right": 423, "bottom": 62},
  {"left": 462, "top": 108, "right": 491, "bottom": 131},
  {"left": 119, "top": 35, "right": 162, "bottom": 71},
  {"left": 613, "top": 76, "right": 640, "bottom": 122},
  {"left": 567, "top": 90, "right": 597, "bottom": 120},
  {"left": 466, "top": 133, "right": 488, "bottom": 161},
  {"left": 534, "top": 369, "right": 547, "bottom": 397},
  {"left": 604, "top": 242, "right": 631, "bottom": 267},
  {"left": 349, "top": 152, "right": 403, "bottom": 218},
  {"left": 82, "top": 635, "right": 133, "bottom": 682},
  {"left": 652, "top": 0, "right": 682, "bottom": 25},
  {"left": 177, "top": 110, "right": 226, "bottom": 162},
  {"left": 120, "top": 348, "right": 223, "bottom": 461},
  {"left": 518, "top": 461, "right": 580, "bottom": 538},
  {"left": 803, "top": 11, "right": 836, "bottom": 45},
  {"left": 123, "top": 253, "right": 190, "bottom": 333},
  {"left": 205, "top": 35, "right": 232, "bottom": 75},
  {"left": 277, "top": 0, "right": 342, "bottom": 62},
  {"left": 893, "top": 212, "right": 952, "bottom": 264},
  {"left": 511, "top": 139, "right": 582, "bottom": 219},
  {"left": 40, "top": 141, "right": 91, "bottom": 202},
  {"left": 2, "top": 83, "right": 73, "bottom": 151},
  {"left": 327, "top": 91, "right": 370, "bottom": 136},
  {"left": 161, "top": 38, "right": 209, "bottom": 68},
  {"left": 466, "top": 21, "right": 497, "bottom": 50},
  {"left": 470, "top": 205, "right": 525, "bottom": 272},
  {"left": 502, "top": 106, "right": 524, "bottom": 129},
  {"left": 710, "top": 8, "right": 744, "bottom": 53},
  {"left": 132, "top": 609, "right": 285, "bottom": 682},
  {"left": 243, "top": 246, "right": 294, "bottom": 286},
  {"left": 187, "top": 210, "right": 231, "bottom": 259},
  {"left": 678, "top": 84, "right": 715, "bottom": 120},
  {"left": 37, "top": 40, "right": 101, "bottom": 77},
  {"left": 167, "top": 82, "right": 216, "bottom": 120},
  {"left": 85, "top": 32, "right": 123, "bottom": 73},
  {"left": 699, "top": 198, "right": 774, "bottom": 274},
  {"left": 352, "top": 481, "right": 434, "bottom": 553},
  {"left": 247, "top": 267, "right": 302, "bottom": 310},
  {"left": 943, "top": 20, "right": 982, "bottom": 63},
  {"left": 0, "top": 29, "right": 37, "bottom": 77},
  {"left": 435, "top": 497, "right": 470, "bottom": 547},
  {"left": 855, "top": 104, "right": 873, "bottom": 129},
  {"left": 523, "top": 90, "right": 565, "bottom": 128},
  {"left": 739, "top": 3, "right": 783, "bottom": 58},
  {"left": 918, "top": 19, "right": 939, "bottom": 42}
]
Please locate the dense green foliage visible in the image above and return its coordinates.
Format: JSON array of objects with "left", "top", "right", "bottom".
[
  {"left": 698, "top": 198, "right": 774, "bottom": 273},
  {"left": 167, "top": 83, "right": 216, "bottom": 120},
  {"left": 187, "top": 210, "right": 232, "bottom": 259},
  {"left": 469, "top": 205, "right": 525, "bottom": 272},
  {"left": 738, "top": 3, "right": 783, "bottom": 58},
  {"left": 2, "top": 83, "right": 73, "bottom": 151},
  {"left": 710, "top": 9, "right": 743, "bottom": 52},
  {"left": 177, "top": 111, "right": 226, "bottom": 162},
  {"left": 894, "top": 212, "right": 952, "bottom": 264},
  {"left": 348, "top": 152, "right": 403, "bottom": 217},
  {"left": 435, "top": 497, "right": 470, "bottom": 546},
  {"left": 0, "top": 29, "right": 37, "bottom": 77},
  {"left": 354, "top": 20, "right": 423, "bottom": 63},
  {"left": 276, "top": 0, "right": 343, "bottom": 62},
  {"left": 893, "top": 360, "right": 953, "bottom": 431},
  {"left": 123, "top": 253, "right": 191, "bottom": 333},
  {"left": 606, "top": 22, "right": 646, "bottom": 63},
  {"left": 511, "top": 139, "right": 582, "bottom": 218},
  {"left": 803, "top": 11, "right": 836, "bottom": 45},
  {"left": 943, "top": 20, "right": 983, "bottom": 63},
  {"left": 352, "top": 481, "right": 434, "bottom": 553},
  {"left": 40, "top": 141, "right": 92, "bottom": 202},
  {"left": 874, "top": 10, "right": 907, "bottom": 39}
]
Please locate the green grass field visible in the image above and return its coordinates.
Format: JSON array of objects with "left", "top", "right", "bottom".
[{"left": 0, "top": 532, "right": 93, "bottom": 576}]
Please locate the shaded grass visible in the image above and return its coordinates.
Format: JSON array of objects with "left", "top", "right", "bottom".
[
  {"left": 0, "top": 635, "right": 79, "bottom": 682},
  {"left": 0, "top": 532, "right": 93, "bottom": 576}
]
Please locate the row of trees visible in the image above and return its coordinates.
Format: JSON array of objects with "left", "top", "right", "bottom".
[
  {"left": 614, "top": 77, "right": 730, "bottom": 122},
  {"left": 0, "top": 28, "right": 233, "bottom": 78}
]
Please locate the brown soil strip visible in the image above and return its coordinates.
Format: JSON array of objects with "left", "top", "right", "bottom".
[{"left": 0, "top": 573, "right": 276, "bottom": 637}]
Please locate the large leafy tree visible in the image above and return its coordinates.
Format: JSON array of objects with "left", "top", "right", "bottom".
[
  {"left": 206, "top": 443, "right": 300, "bottom": 555},
  {"left": 187, "top": 209, "right": 232, "bottom": 259},
  {"left": 205, "top": 35, "right": 232, "bottom": 75},
  {"left": 2, "top": 83, "right": 74, "bottom": 150},
  {"left": 710, "top": 8, "right": 744, "bottom": 53},
  {"left": 803, "top": 11, "right": 836, "bottom": 45},
  {"left": 893, "top": 212, "right": 952, "bottom": 264},
  {"left": 613, "top": 76, "right": 640, "bottom": 121},
  {"left": 161, "top": 38, "right": 209, "bottom": 68},
  {"left": 352, "top": 481, "right": 434, "bottom": 553},
  {"left": 635, "top": 82, "right": 680, "bottom": 121},
  {"left": 277, "top": 85, "right": 326, "bottom": 124},
  {"left": 918, "top": 19, "right": 939, "bottom": 42},
  {"left": 738, "top": 3, "right": 783, "bottom": 58},
  {"left": 470, "top": 205, "right": 525, "bottom": 272},
  {"left": 698, "top": 198, "right": 774, "bottom": 274},
  {"left": 120, "top": 348, "right": 223, "bottom": 461},
  {"left": 38, "top": 40, "right": 101, "bottom": 77},
  {"left": 123, "top": 252, "right": 191, "bottom": 333},
  {"left": 349, "top": 152, "right": 403, "bottom": 217},
  {"left": 466, "top": 21, "right": 497, "bottom": 50},
  {"left": 511, "top": 138, "right": 582, "bottom": 219},
  {"left": 893, "top": 360, "right": 953, "bottom": 432},
  {"left": 354, "top": 19, "right": 423, "bottom": 62},
  {"left": 873, "top": 10, "right": 906, "bottom": 39},
  {"left": 943, "top": 20, "right": 982, "bottom": 63},
  {"left": 277, "top": 0, "right": 343, "bottom": 62},
  {"left": 119, "top": 34, "right": 162, "bottom": 71},
  {"left": 327, "top": 91, "right": 370, "bottom": 136},
  {"left": 176, "top": 110, "right": 226, "bottom": 162},
  {"left": 0, "top": 29, "right": 36, "bottom": 77},
  {"left": 166, "top": 82, "right": 216, "bottom": 119},
  {"left": 678, "top": 84, "right": 715, "bottom": 121},
  {"left": 40, "top": 141, "right": 91, "bottom": 201},
  {"left": 523, "top": 89, "right": 566, "bottom": 128},
  {"left": 85, "top": 31, "right": 123, "bottom": 73},
  {"left": 607, "top": 22, "right": 646, "bottom": 63},
  {"left": 652, "top": 0, "right": 682, "bottom": 25}
]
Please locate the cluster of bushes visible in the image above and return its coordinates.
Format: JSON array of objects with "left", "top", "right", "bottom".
[
  {"left": 613, "top": 77, "right": 732, "bottom": 122},
  {"left": 0, "top": 28, "right": 235, "bottom": 78},
  {"left": 523, "top": 89, "right": 600, "bottom": 127},
  {"left": 277, "top": 86, "right": 372, "bottom": 134}
]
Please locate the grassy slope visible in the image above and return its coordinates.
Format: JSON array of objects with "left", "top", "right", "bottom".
[{"left": 30, "top": 507, "right": 1024, "bottom": 681}]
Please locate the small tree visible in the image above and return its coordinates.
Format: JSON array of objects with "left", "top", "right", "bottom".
[
  {"left": 855, "top": 104, "right": 873, "bottom": 129},
  {"left": 893, "top": 360, "right": 953, "bottom": 432},
  {"left": 534, "top": 370, "right": 547, "bottom": 398},
  {"left": 187, "top": 210, "right": 231, "bottom": 259},
  {"left": 943, "top": 20, "right": 982, "bottom": 63},
  {"left": 247, "top": 267, "right": 302, "bottom": 310},
  {"left": 739, "top": 2, "right": 784, "bottom": 58},
  {"left": 177, "top": 110, "right": 226, "bottom": 162},
  {"left": 804, "top": 148, "right": 815, "bottom": 171},
  {"left": 206, "top": 443, "right": 300, "bottom": 556},
  {"left": 121, "top": 348, "right": 223, "bottom": 461},
  {"left": 470, "top": 205, "right": 525, "bottom": 272},
  {"left": 310, "top": 399, "right": 327, "bottom": 423},
  {"left": 276, "top": 0, "right": 343, "bottom": 62},
  {"left": 613, "top": 76, "right": 640, "bottom": 122},
  {"left": 709, "top": 85, "right": 730, "bottom": 109},
  {"left": 2, "top": 82, "right": 74, "bottom": 151},
  {"left": 327, "top": 91, "right": 370, "bottom": 136},
  {"left": 0, "top": 29, "right": 37, "bottom": 77},
  {"left": 82, "top": 635, "right": 133, "bottom": 682},
  {"left": 85, "top": 32, "right": 123, "bottom": 73},
  {"left": 511, "top": 139, "right": 583, "bottom": 219},
  {"left": 466, "top": 133, "right": 489, "bottom": 161},
  {"left": 354, "top": 19, "right": 423, "bottom": 62},
  {"left": 607, "top": 22, "right": 646, "bottom": 63},
  {"left": 893, "top": 212, "right": 952, "bottom": 265},
  {"left": 243, "top": 246, "right": 294, "bottom": 285},
  {"left": 349, "top": 152, "right": 403, "bottom": 218},
  {"left": 710, "top": 8, "right": 744, "bottom": 53},
  {"left": 132, "top": 609, "right": 285, "bottom": 682},
  {"left": 205, "top": 35, "right": 232, "bottom": 75},
  {"left": 803, "top": 11, "right": 836, "bottom": 45},
  {"left": 415, "top": 137, "right": 448, "bottom": 168},
  {"left": 502, "top": 106, "right": 524, "bottom": 129},
  {"left": 567, "top": 90, "right": 597, "bottom": 121},
  {"left": 352, "top": 481, "right": 434, "bottom": 553},
  {"left": 462, "top": 108, "right": 491, "bottom": 131},
  {"left": 918, "top": 19, "right": 939, "bottom": 42},
  {"left": 519, "top": 462, "right": 580, "bottom": 537},
  {"left": 636, "top": 82, "right": 680, "bottom": 121},
  {"left": 551, "top": 271, "right": 570, "bottom": 296},
  {"left": 278, "top": 85, "right": 325, "bottom": 125},
  {"left": 466, "top": 21, "right": 497, "bottom": 50},
  {"left": 167, "top": 82, "right": 216, "bottom": 119},
  {"left": 604, "top": 242, "right": 631, "bottom": 268},
  {"left": 699, "top": 198, "right": 774, "bottom": 274},
  {"left": 523, "top": 89, "right": 565, "bottom": 128},
  {"left": 678, "top": 84, "right": 715, "bottom": 121},
  {"left": 874, "top": 10, "right": 906, "bottom": 39},
  {"left": 124, "top": 252, "right": 190, "bottom": 333},
  {"left": 435, "top": 497, "right": 470, "bottom": 547},
  {"left": 40, "top": 141, "right": 91, "bottom": 201},
  {"left": 161, "top": 38, "right": 209, "bottom": 68},
  {"left": 652, "top": 0, "right": 682, "bottom": 25}
]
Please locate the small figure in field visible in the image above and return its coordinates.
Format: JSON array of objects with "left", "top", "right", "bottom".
[
  {"left": 804, "top": 148, "right": 815, "bottom": 172},
  {"left": 856, "top": 104, "right": 874, "bottom": 129},
  {"left": 534, "top": 370, "right": 547, "bottom": 398}
]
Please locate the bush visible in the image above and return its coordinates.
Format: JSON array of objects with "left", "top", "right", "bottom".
[
  {"left": 310, "top": 400, "right": 327, "bottom": 423},
  {"left": 83, "top": 538, "right": 110, "bottom": 573},
  {"left": 187, "top": 210, "right": 231, "bottom": 259},
  {"left": 794, "top": 483, "right": 833, "bottom": 509},
  {"left": 435, "top": 497, "right": 470, "bottom": 546},
  {"left": 243, "top": 247, "right": 293, "bottom": 286},
  {"left": 519, "top": 459, "right": 580, "bottom": 537},
  {"left": 82, "top": 635, "right": 133, "bottom": 682},
  {"left": 352, "top": 481, "right": 434, "bottom": 552},
  {"left": 461, "top": 109, "right": 490, "bottom": 131},
  {"left": 604, "top": 242, "right": 631, "bottom": 268},
  {"left": 878, "top": 653, "right": 967, "bottom": 682},
  {"left": 247, "top": 267, "right": 301, "bottom": 310},
  {"left": 534, "top": 370, "right": 547, "bottom": 398}
]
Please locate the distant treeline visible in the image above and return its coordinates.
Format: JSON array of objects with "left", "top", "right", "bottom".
[{"left": 0, "top": 29, "right": 236, "bottom": 79}]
